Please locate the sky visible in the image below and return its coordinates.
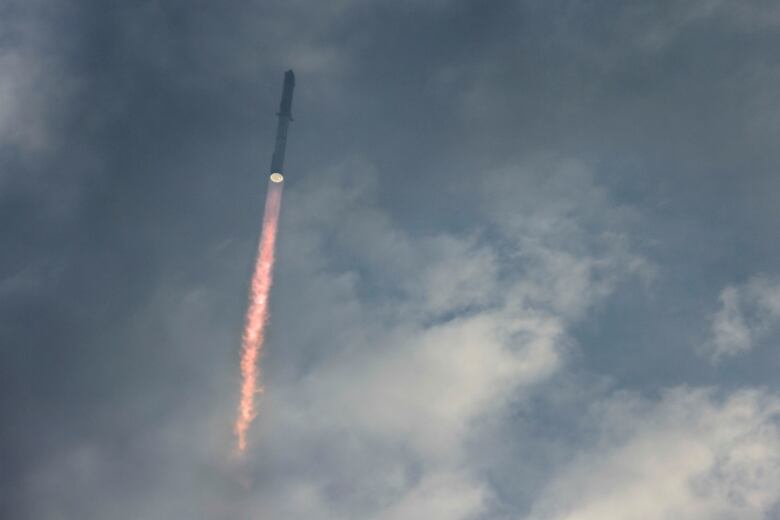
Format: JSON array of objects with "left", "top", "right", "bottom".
[{"left": 2, "top": 1, "right": 780, "bottom": 518}]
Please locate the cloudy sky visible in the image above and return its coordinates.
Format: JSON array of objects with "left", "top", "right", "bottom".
[{"left": 3, "top": 1, "right": 780, "bottom": 518}]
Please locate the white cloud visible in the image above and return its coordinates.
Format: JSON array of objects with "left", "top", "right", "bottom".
[
  {"left": 286, "top": 309, "right": 563, "bottom": 460},
  {"left": 483, "top": 159, "right": 653, "bottom": 321},
  {"left": 21, "top": 159, "right": 646, "bottom": 518},
  {"left": 705, "top": 275, "right": 780, "bottom": 361},
  {"left": 238, "top": 160, "right": 646, "bottom": 518},
  {"left": 528, "top": 388, "right": 780, "bottom": 520},
  {"left": 372, "top": 472, "right": 487, "bottom": 520}
]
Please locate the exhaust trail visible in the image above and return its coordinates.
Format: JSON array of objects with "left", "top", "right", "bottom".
[{"left": 235, "top": 176, "right": 284, "bottom": 453}]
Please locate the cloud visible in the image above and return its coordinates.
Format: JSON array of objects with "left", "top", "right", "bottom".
[
  {"left": 282, "top": 160, "right": 501, "bottom": 319},
  {"left": 704, "top": 276, "right": 780, "bottom": 361},
  {"left": 0, "top": 1, "right": 90, "bottom": 223},
  {"left": 372, "top": 472, "right": 487, "bottom": 520},
  {"left": 12, "top": 156, "right": 646, "bottom": 519},
  {"left": 0, "top": 1, "right": 80, "bottom": 158},
  {"left": 222, "top": 159, "right": 645, "bottom": 519},
  {"left": 482, "top": 159, "right": 653, "bottom": 321},
  {"left": 285, "top": 309, "right": 562, "bottom": 459},
  {"left": 528, "top": 388, "right": 780, "bottom": 520}
]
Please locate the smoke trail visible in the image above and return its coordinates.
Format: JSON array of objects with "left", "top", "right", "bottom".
[{"left": 235, "top": 178, "right": 284, "bottom": 453}]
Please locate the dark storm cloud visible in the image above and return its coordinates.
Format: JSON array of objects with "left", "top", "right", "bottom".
[{"left": 3, "top": 1, "right": 780, "bottom": 518}]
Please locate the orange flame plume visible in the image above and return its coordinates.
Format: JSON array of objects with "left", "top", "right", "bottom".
[{"left": 234, "top": 179, "right": 283, "bottom": 453}]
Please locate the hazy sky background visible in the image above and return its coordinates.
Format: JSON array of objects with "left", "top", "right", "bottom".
[{"left": 3, "top": 1, "right": 780, "bottom": 518}]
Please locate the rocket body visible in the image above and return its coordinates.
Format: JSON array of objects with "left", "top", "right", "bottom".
[{"left": 270, "top": 70, "right": 295, "bottom": 176}]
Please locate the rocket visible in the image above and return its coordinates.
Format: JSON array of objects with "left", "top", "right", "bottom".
[
  {"left": 269, "top": 70, "right": 295, "bottom": 183},
  {"left": 234, "top": 70, "right": 293, "bottom": 454}
]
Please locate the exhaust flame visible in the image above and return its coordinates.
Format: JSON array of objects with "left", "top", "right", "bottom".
[{"left": 234, "top": 178, "right": 284, "bottom": 454}]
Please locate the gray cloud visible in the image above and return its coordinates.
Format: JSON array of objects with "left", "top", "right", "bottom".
[
  {"left": 529, "top": 388, "right": 780, "bottom": 519},
  {"left": 705, "top": 276, "right": 780, "bottom": 361}
]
